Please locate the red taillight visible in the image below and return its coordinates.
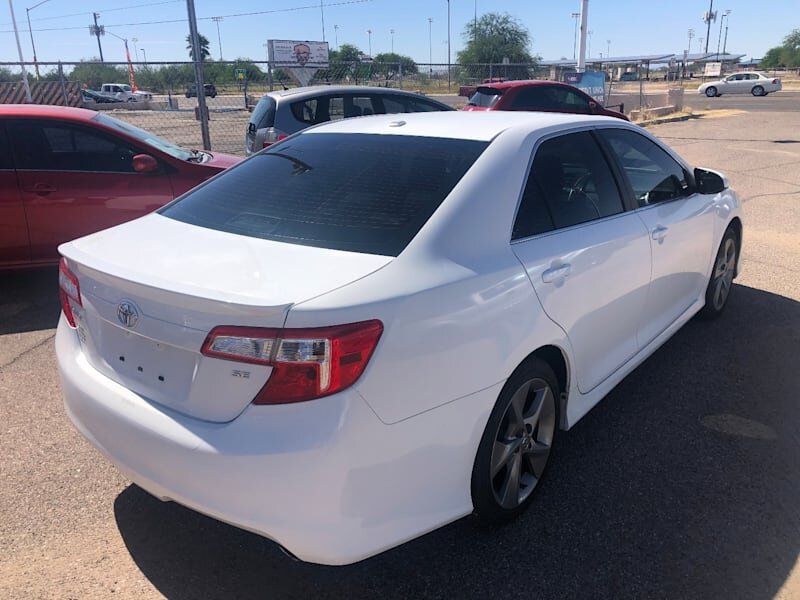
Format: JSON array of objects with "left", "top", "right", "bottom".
[
  {"left": 262, "top": 134, "right": 288, "bottom": 149},
  {"left": 201, "top": 320, "right": 383, "bottom": 404},
  {"left": 58, "top": 257, "right": 82, "bottom": 328},
  {"left": 772, "top": 79, "right": 779, "bottom": 85}
]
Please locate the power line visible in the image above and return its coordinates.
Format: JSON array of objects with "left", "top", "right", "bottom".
[
  {"left": 0, "top": 0, "right": 182, "bottom": 27},
  {"left": 0, "top": 0, "right": 374, "bottom": 33}
]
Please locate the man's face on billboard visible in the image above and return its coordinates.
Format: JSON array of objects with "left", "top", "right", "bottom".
[{"left": 294, "top": 44, "right": 311, "bottom": 65}]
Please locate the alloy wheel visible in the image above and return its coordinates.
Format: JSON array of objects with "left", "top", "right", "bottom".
[
  {"left": 490, "top": 378, "right": 556, "bottom": 510},
  {"left": 712, "top": 236, "right": 736, "bottom": 311}
]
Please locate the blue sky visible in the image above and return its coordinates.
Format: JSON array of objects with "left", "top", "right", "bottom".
[{"left": 1, "top": 0, "right": 793, "bottom": 67}]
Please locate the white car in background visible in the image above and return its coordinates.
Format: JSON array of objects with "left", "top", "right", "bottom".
[
  {"left": 698, "top": 71, "right": 782, "bottom": 97},
  {"left": 56, "top": 111, "right": 743, "bottom": 565}
]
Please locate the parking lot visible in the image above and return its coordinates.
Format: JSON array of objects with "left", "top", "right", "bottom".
[{"left": 1, "top": 102, "right": 798, "bottom": 599}]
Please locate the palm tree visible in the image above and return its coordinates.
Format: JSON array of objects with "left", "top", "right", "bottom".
[{"left": 186, "top": 34, "right": 211, "bottom": 62}]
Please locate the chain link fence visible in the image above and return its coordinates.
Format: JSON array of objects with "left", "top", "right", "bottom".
[{"left": 2, "top": 60, "right": 797, "bottom": 155}]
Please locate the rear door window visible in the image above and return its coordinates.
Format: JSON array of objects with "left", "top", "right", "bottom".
[{"left": 161, "top": 133, "right": 488, "bottom": 256}]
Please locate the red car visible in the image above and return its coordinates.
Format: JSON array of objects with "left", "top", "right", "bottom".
[
  {"left": 0, "top": 105, "right": 240, "bottom": 269},
  {"left": 463, "top": 80, "right": 627, "bottom": 120}
]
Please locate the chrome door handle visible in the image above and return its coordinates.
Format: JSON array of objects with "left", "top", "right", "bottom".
[
  {"left": 651, "top": 226, "right": 669, "bottom": 241},
  {"left": 542, "top": 264, "right": 572, "bottom": 283}
]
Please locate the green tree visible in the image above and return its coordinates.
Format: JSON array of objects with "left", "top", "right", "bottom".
[
  {"left": 457, "top": 13, "right": 536, "bottom": 79},
  {"left": 373, "top": 52, "right": 418, "bottom": 81},
  {"left": 760, "top": 29, "right": 800, "bottom": 68},
  {"left": 330, "top": 43, "right": 363, "bottom": 63},
  {"left": 66, "top": 60, "right": 128, "bottom": 89},
  {"left": 185, "top": 34, "right": 211, "bottom": 62}
]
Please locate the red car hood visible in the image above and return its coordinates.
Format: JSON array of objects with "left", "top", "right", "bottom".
[
  {"left": 205, "top": 151, "right": 242, "bottom": 169},
  {"left": 462, "top": 105, "right": 489, "bottom": 111}
]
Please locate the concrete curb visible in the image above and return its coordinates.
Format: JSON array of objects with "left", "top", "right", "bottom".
[{"left": 638, "top": 113, "right": 701, "bottom": 127}]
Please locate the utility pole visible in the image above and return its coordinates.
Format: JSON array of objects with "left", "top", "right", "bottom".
[
  {"left": 703, "top": 0, "right": 715, "bottom": 54},
  {"left": 723, "top": 19, "right": 730, "bottom": 55},
  {"left": 687, "top": 28, "right": 695, "bottom": 54},
  {"left": 91, "top": 12, "right": 105, "bottom": 62},
  {"left": 333, "top": 24, "right": 339, "bottom": 49},
  {"left": 8, "top": 0, "right": 32, "bottom": 102},
  {"left": 576, "top": 0, "right": 588, "bottom": 72},
  {"left": 212, "top": 16, "right": 223, "bottom": 60},
  {"left": 390, "top": 28, "right": 395, "bottom": 53},
  {"left": 186, "top": 0, "right": 211, "bottom": 150},
  {"left": 606, "top": 39, "right": 610, "bottom": 58},
  {"left": 131, "top": 37, "right": 139, "bottom": 62},
  {"left": 366, "top": 28, "right": 372, "bottom": 57}
]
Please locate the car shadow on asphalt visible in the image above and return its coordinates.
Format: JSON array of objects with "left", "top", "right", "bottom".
[
  {"left": 113, "top": 283, "right": 799, "bottom": 600},
  {"left": 0, "top": 267, "right": 60, "bottom": 335}
]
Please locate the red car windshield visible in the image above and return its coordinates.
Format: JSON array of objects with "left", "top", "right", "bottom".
[{"left": 93, "top": 113, "right": 193, "bottom": 161}]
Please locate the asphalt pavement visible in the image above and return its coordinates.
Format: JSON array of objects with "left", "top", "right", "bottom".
[{"left": 1, "top": 108, "right": 798, "bottom": 600}]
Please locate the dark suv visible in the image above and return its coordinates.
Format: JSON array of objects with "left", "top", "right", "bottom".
[
  {"left": 245, "top": 85, "right": 453, "bottom": 155},
  {"left": 186, "top": 83, "right": 217, "bottom": 98}
]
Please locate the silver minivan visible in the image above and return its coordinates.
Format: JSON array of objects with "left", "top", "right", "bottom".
[{"left": 245, "top": 85, "right": 453, "bottom": 155}]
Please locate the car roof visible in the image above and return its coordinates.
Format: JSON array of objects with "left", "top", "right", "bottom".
[
  {"left": 267, "top": 85, "right": 439, "bottom": 100},
  {"left": 477, "top": 80, "right": 579, "bottom": 91},
  {"left": 301, "top": 110, "right": 628, "bottom": 142},
  {"left": 0, "top": 104, "right": 97, "bottom": 121}
]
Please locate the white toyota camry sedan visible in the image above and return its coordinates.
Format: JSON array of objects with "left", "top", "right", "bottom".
[{"left": 57, "top": 111, "right": 743, "bottom": 565}]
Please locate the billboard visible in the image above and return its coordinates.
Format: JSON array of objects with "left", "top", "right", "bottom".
[
  {"left": 704, "top": 62, "right": 722, "bottom": 77},
  {"left": 562, "top": 71, "right": 607, "bottom": 104},
  {"left": 268, "top": 40, "right": 330, "bottom": 68}
]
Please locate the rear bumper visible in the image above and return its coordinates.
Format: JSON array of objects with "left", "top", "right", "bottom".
[{"left": 56, "top": 316, "right": 497, "bottom": 565}]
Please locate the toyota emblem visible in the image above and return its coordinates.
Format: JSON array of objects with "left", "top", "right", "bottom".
[{"left": 117, "top": 300, "right": 140, "bottom": 329}]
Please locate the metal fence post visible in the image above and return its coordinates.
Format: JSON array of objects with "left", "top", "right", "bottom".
[
  {"left": 186, "top": 0, "right": 211, "bottom": 150},
  {"left": 57, "top": 61, "right": 68, "bottom": 105}
]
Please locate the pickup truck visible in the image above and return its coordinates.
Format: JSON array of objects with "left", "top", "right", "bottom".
[
  {"left": 458, "top": 77, "right": 507, "bottom": 98},
  {"left": 99, "top": 83, "right": 153, "bottom": 102}
]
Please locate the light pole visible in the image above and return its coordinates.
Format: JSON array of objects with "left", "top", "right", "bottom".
[
  {"left": 716, "top": 9, "right": 730, "bottom": 59},
  {"left": 588, "top": 30, "right": 593, "bottom": 59},
  {"left": 606, "top": 39, "right": 611, "bottom": 58},
  {"left": 427, "top": 17, "right": 433, "bottom": 76},
  {"left": 571, "top": 12, "right": 580, "bottom": 60},
  {"left": 8, "top": 0, "right": 32, "bottom": 102},
  {"left": 723, "top": 15, "right": 730, "bottom": 55},
  {"left": 390, "top": 28, "right": 395, "bottom": 53},
  {"left": 25, "top": 0, "right": 52, "bottom": 79},
  {"left": 320, "top": 0, "right": 326, "bottom": 42},
  {"left": 90, "top": 12, "right": 105, "bottom": 62},
  {"left": 366, "top": 29, "right": 372, "bottom": 57},
  {"left": 141, "top": 48, "right": 147, "bottom": 65},
  {"left": 333, "top": 24, "right": 339, "bottom": 49},
  {"left": 131, "top": 37, "right": 139, "bottom": 62},
  {"left": 212, "top": 16, "right": 223, "bottom": 60},
  {"left": 687, "top": 28, "right": 694, "bottom": 54},
  {"left": 446, "top": 0, "right": 450, "bottom": 91}
]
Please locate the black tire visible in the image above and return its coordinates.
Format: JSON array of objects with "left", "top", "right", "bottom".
[
  {"left": 471, "top": 357, "right": 560, "bottom": 524},
  {"left": 699, "top": 227, "right": 738, "bottom": 319},
  {"left": 185, "top": 93, "right": 192, "bottom": 98},
  {"left": 705, "top": 86, "right": 718, "bottom": 97}
]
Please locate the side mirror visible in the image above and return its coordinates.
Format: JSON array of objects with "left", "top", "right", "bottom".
[
  {"left": 132, "top": 154, "right": 159, "bottom": 174},
  {"left": 588, "top": 100, "right": 599, "bottom": 113},
  {"left": 694, "top": 168, "right": 726, "bottom": 195}
]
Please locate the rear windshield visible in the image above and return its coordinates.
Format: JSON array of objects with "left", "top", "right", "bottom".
[
  {"left": 160, "top": 133, "right": 488, "bottom": 256},
  {"left": 468, "top": 87, "right": 503, "bottom": 108},
  {"left": 249, "top": 95, "right": 276, "bottom": 129}
]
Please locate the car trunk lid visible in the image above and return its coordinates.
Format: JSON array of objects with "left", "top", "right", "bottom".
[{"left": 60, "top": 213, "right": 392, "bottom": 422}]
